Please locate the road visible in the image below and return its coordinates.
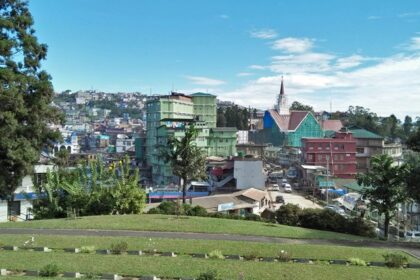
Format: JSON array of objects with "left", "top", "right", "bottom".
[{"left": 0, "top": 227, "right": 419, "bottom": 259}]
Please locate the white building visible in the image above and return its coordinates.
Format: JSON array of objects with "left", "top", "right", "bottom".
[
  {"left": 234, "top": 158, "right": 267, "bottom": 189},
  {"left": 116, "top": 134, "right": 135, "bottom": 153},
  {"left": 236, "top": 130, "right": 249, "bottom": 144},
  {"left": 0, "top": 164, "right": 54, "bottom": 222}
]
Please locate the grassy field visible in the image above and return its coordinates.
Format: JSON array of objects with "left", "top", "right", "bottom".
[
  {"left": 0, "top": 234, "right": 417, "bottom": 263},
  {"left": 0, "top": 214, "right": 370, "bottom": 240},
  {"left": 0, "top": 250, "right": 419, "bottom": 280}
]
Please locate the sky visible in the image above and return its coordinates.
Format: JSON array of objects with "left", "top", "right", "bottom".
[{"left": 29, "top": 0, "right": 420, "bottom": 119}]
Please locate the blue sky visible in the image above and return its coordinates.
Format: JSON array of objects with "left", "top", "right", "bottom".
[{"left": 30, "top": 0, "right": 420, "bottom": 118}]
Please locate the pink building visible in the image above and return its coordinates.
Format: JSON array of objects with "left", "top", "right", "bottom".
[{"left": 302, "top": 130, "right": 357, "bottom": 179}]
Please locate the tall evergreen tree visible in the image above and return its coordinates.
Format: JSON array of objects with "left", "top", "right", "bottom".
[
  {"left": 0, "top": 0, "right": 62, "bottom": 199},
  {"left": 357, "top": 154, "right": 408, "bottom": 239}
]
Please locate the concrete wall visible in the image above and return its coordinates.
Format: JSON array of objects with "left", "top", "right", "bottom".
[{"left": 234, "top": 160, "right": 266, "bottom": 189}]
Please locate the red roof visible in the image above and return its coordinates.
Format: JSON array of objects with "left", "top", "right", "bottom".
[
  {"left": 288, "top": 111, "right": 309, "bottom": 130},
  {"left": 321, "top": 120, "right": 343, "bottom": 131}
]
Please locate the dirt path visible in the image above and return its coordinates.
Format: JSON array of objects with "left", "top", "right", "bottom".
[{"left": 1, "top": 227, "right": 419, "bottom": 258}]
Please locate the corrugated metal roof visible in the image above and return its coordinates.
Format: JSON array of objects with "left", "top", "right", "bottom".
[
  {"left": 349, "top": 128, "right": 382, "bottom": 139},
  {"left": 321, "top": 120, "right": 343, "bottom": 131},
  {"left": 268, "top": 109, "right": 289, "bottom": 131},
  {"left": 288, "top": 111, "right": 309, "bottom": 130}
]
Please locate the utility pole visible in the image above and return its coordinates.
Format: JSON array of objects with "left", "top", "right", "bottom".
[{"left": 326, "top": 158, "right": 330, "bottom": 204}]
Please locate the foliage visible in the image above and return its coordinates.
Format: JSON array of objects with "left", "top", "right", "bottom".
[
  {"left": 208, "top": 249, "right": 224, "bottom": 259},
  {"left": 407, "top": 127, "right": 420, "bottom": 152},
  {"left": 278, "top": 250, "right": 292, "bottom": 262},
  {"left": 383, "top": 253, "right": 408, "bottom": 268},
  {"left": 243, "top": 251, "right": 259, "bottom": 261},
  {"left": 197, "top": 270, "right": 220, "bottom": 280},
  {"left": 357, "top": 154, "right": 408, "bottom": 239},
  {"left": 160, "top": 124, "right": 207, "bottom": 203},
  {"left": 80, "top": 246, "right": 95, "bottom": 254},
  {"left": 32, "top": 156, "right": 146, "bottom": 219},
  {"left": 275, "top": 204, "right": 301, "bottom": 226},
  {"left": 0, "top": 0, "right": 63, "bottom": 199},
  {"left": 290, "top": 101, "right": 313, "bottom": 112},
  {"left": 344, "top": 106, "right": 380, "bottom": 134},
  {"left": 110, "top": 241, "right": 128, "bottom": 255},
  {"left": 217, "top": 106, "right": 250, "bottom": 129},
  {"left": 186, "top": 205, "right": 208, "bottom": 217},
  {"left": 348, "top": 258, "right": 367, "bottom": 266},
  {"left": 39, "top": 263, "right": 59, "bottom": 277},
  {"left": 405, "top": 151, "right": 420, "bottom": 203}
]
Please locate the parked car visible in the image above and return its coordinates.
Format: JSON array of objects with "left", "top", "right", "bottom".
[
  {"left": 405, "top": 231, "right": 420, "bottom": 242},
  {"left": 269, "top": 184, "right": 280, "bottom": 191},
  {"left": 281, "top": 178, "right": 288, "bottom": 187},
  {"left": 275, "top": 195, "right": 285, "bottom": 203},
  {"left": 324, "top": 205, "right": 345, "bottom": 215},
  {"left": 284, "top": 183, "right": 292, "bottom": 193}
]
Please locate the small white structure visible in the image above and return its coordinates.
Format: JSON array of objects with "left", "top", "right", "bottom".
[
  {"left": 115, "top": 134, "right": 135, "bottom": 153},
  {"left": 234, "top": 158, "right": 266, "bottom": 189},
  {"left": 0, "top": 164, "right": 54, "bottom": 222},
  {"left": 236, "top": 130, "right": 249, "bottom": 144}
]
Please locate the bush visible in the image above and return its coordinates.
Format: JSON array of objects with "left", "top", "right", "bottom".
[
  {"left": 110, "top": 241, "right": 128, "bottom": 255},
  {"left": 208, "top": 249, "right": 224, "bottom": 259},
  {"left": 197, "top": 270, "right": 220, "bottom": 280},
  {"left": 348, "top": 258, "right": 367, "bottom": 266},
  {"left": 147, "top": 207, "right": 162, "bottom": 214},
  {"left": 278, "top": 250, "right": 292, "bottom": 262},
  {"left": 82, "top": 272, "right": 99, "bottom": 279},
  {"left": 39, "top": 263, "right": 59, "bottom": 277},
  {"left": 345, "top": 217, "right": 376, "bottom": 238},
  {"left": 80, "top": 246, "right": 95, "bottom": 254},
  {"left": 244, "top": 213, "right": 263, "bottom": 221},
  {"left": 156, "top": 201, "right": 178, "bottom": 215},
  {"left": 243, "top": 251, "right": 259, "bottom": 261},
  {"left": 186, "top": 205, "right": 208, "bottom": 217},
  {"left": 299, "top": 208, "right": 346, "bottom": 232},
  {"left": 383, "top": 253, "right": 408, "bottom": 268},
  {"left": 275, "top": 204, "right": 301, "bottom": 226}
]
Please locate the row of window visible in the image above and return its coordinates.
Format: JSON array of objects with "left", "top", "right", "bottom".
[
  {"left": 307, "top": 153, "right": 352, "bottom": 161},
  {"left": 307, "top": 143, "right": 348, "bottom": 150}
]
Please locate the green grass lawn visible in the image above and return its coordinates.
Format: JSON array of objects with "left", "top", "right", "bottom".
[
  {"left": 0, "top": 214, "right": 369, "bottom": 240},
  {"left": 0, "top": 250, "right": 418, "bottom": 280},
  {"left": 0, "top": 234, "right": 417, "bottom": 263}
]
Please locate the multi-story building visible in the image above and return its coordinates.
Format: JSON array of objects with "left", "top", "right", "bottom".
[
  {"left": 302, "top": 130, "right": 357, "bottom": 179},
  {"left": 146, "top": 92, "right": 237, "bottom": 185},
  {"left": 348, "top": 127, "right": 383, "bottom": 174}
]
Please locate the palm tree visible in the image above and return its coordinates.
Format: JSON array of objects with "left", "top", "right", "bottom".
[
  {"left": 357, "top": 154, "right": 408, "bottom": 239},
  {"left": 161, "top": 125, "right": 207, "bottom": 204}
]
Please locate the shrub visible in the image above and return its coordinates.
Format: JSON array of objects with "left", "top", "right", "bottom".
[
  {"left": 82, "top": 272, "right": 99, "bottom": 279},
  {"left": 383, "top": 253, "right": 408, "bottom": 268},
  {"left": 110, "top": 241, "right": 128, "bottom": 255},
  {"left": 197, "top": 270, "right": 220, "bottom": 280},
  {"left": 156, "top": 201, "right": 178, "bottom": 215},
  {"left": 147, "top": 207, "right": 162, "bottom": 214},
  {"left": 208, "top": 249, "right": 224, "bottom": 259},
  {"left": 80, "top": 246, "right": 95, "bottom": 254},
  {"left": 186, "top": 205, "right": 208, "bottom": 217},
  {"left": 243, "top": 251, "right": 259, "bottom": 261},
  {"left": 244, "top": 213, "right": 263, "bottom": 221},
  {"left": 39, "top": 263, "right": 59, "bottom": 277},
  {"left": 275, "top": 204, "right": 301, "bottom": 226},
  {"left": 278, "top": 250, "right": 292, "bottom": 262},
  {"left": 348, "top": 258, "right": 367, "bottom": 266},
  {"left": 345, "top": 217, "right": 376, "bottom": 238}
]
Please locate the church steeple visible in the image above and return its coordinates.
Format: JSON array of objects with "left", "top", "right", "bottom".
[{"left": 275, "top": 76, "right": 289, "bottom": 115}]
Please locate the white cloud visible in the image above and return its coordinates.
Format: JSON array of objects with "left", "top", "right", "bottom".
[
  {"left": 408, "top": 37, "right": 420, "bottom": 50},
  {"left": 248, "top": 65, "right": 266, "bottom": 70},
  {"left": 368, "top": 15, "right": 381, "bottom": 20},
  {"left": 237, "top": 72, "right": 254, "bottom": 77},
  {"left": 249, "top": 29, "right": 278, "bottom": 39},
  {"left": 335, "top": 55, "right": 365, "bottom": 69},
  {"left": 185, "top": 76, "right": 226, "bottom": 86},
  {"left": 219, "top": 14, "right": 229, "bottom": 19},
  {"left": 272, "top": 37, "right": 314, "bottom": 53},
  {"left": 270, "top": 52, "right": 335, "bottom": 73},
  {"left": 398, "top": 12, "right": 420, "bottom": 18}
]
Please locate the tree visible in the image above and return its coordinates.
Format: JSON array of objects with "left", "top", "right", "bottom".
[
  {"left": 407, "top": 127, "right": 420, "bottom": 152},
  {"left": 0, "top": 0, "right": 62, "bottom": 199},
  {"left": 357, "top": 154, "right": 408, "bottom": 239},
  {"left": 290, "top": 101, "right": 313, "bottom": 112},
  {"left": 403, "top": 116, "right": 413, "bottom": 136},
  {"left": 344, "top": 106, "right": 379, "bottom": 133},
  {"left": 161, "top": 125, "right": 207, "bottom": 203},
  {"left": 404, "top": 152, "right": 420, "bottom": 203}
]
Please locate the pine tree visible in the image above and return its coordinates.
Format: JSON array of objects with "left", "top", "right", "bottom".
[{"left": 0, "top": 0, "right": 62, "bottom": 199}]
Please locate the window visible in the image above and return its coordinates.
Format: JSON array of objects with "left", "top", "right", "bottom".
[
  {"left": 308, "top": 154, "right": 313, "bottom": 160},
  {"left": 334, "top": 154, "right": 338, "bottom": 161},
  {"left": 318, "top": 154, "right": 323, "bottom": 161},
  {"left": 326, "top": 155, "right": 330, "bottom": 161},
  {"left": 318, "top": 144, "right": 322, "bottom": 150},
  {"left": 357, "top": 148, "right": 364, "bottom": 154}
]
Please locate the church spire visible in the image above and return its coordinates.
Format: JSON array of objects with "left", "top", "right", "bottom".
[
  {"left": 280, "top": 76, "right": 284, "bottom": 96},
  {"left": 276, "top": 76, "right": 289, "bottom": 115}
]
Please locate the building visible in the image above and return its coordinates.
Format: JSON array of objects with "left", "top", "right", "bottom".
[
  {"left": 146, "top": 92, "right": 237, "bottom": 185},
  {"left": 348, "top": 127, "right": 383, "bottom": 174},
  {"left": 233, "top": 158, "right": 267, "bottom": 189},
  {"left": 236, "top": 143, "right": 267, "bottom": 159},
  {"left": 382, "top": 143, "right": 403, "bottom": 163},
  {"left": 0, "top": 164, "right": 54, "bottom": 222},
  {"left": 115, "top": 134, "right": 135, "bottom": 153},
  {"left": 302, "top": 129, "right": 357, "bottom": 179},
  {"left": 190, "top": 188, "right": 271, "bottom": 215},
  {"left": 237, "top": 130, "right": 249, "bottom": 144}
]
